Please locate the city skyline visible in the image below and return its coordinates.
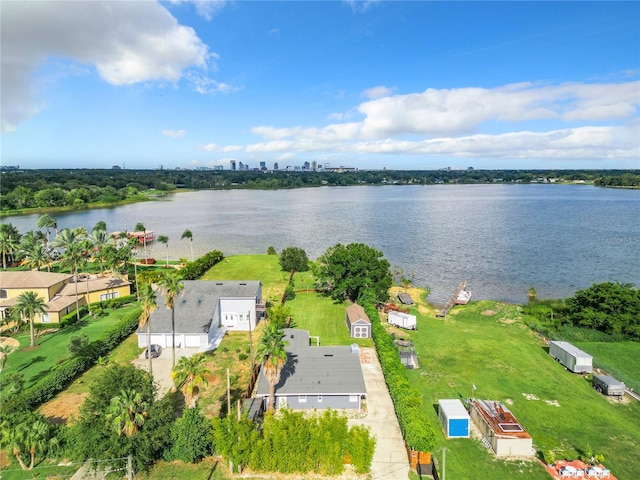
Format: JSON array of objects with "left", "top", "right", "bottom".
[{"left": 2, "top": 1, "right": 639, "bottom": 170}]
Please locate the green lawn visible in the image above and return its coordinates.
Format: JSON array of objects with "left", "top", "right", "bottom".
[
  {"left": 202, "top": 254, "right": 290, "bottom": 301},
  {"left": 576, "top": 341, "right": 640, "bottom": 393},
  {"left": 286, "top": 291, "right": 373, "bottom": 348},
  {"left": 395, "top": 299, "right": 640, "bottom": 480},
  {"left": 3, "top": 304, "right": 140, "bottom": 388}
]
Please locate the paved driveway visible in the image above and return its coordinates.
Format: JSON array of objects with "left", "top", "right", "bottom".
[
  {"left": 132, "top": 346, "right": 200, "bottom": 397},
  {"left": 349, "top": 347, "right": 410, "bottom": 480}
]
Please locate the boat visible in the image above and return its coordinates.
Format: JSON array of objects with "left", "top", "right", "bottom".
[{"left": 455, "top": 290, "right": 471, "bottom": 305}]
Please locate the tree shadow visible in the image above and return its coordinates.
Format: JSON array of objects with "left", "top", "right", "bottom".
[
  {"left": 206, "top": 459, "right": 218, "bottom": 480},
  {"left": 18, "top": 354, "right": 46, "bottom": 372}
]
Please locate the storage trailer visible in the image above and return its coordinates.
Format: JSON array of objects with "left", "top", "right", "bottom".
[
  {"left": 388, "top": 310, "right": 417, "bottom": 330},
  {"left": 592, "top": 374, "right": 626, "bottom": 397},
  {"left": 549, "top": 341, "right": 593, "bottom": 374}
]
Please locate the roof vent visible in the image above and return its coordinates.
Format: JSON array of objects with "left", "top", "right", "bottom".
[
  {"left": 324, "top": 354, "right": 333, "bottom": 357},
  {"left": 216, "top": 282, "right": 223, "bottom": 285},
  {"left": 240, "top": 282, "right": 246, "bottom": 285}
]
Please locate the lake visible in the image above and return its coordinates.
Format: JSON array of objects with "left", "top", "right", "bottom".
[{"left": 3, "top": 184, "right": 639, "bottom": 304}]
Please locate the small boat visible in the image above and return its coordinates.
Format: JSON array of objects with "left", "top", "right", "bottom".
[{"left": 456, "top": 290, "right": 471, "bottom": 305}]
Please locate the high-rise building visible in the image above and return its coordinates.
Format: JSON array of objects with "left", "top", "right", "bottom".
[
  {"left": 273, "top": 162, "right": 279, "bottom": 170},
  {"left": 239, "top": 161, "right": 245, "bottom": 171},
  {"left": 230, "top": 160, "right": 237, "bottom": 171},
  {"left": 311, "top": 161, "right": 317, "bottom": 171}
]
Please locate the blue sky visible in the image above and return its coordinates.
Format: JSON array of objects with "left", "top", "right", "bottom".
[{"left": 2, "top": 1, "right": 639, "bottom": 170}]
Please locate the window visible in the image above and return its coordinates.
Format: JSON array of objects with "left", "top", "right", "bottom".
[
  {"left": 298, "top": 395, "right": 307, "bottom": 403},
  {"left": 41, "top": 312, "right": 51, "bottom": 324},
  {"left": 100, "top": 292, "right": 119, "bottom": 301},
  {"left": 349, "top": 395, "right": 358, "bottom": 403},
  {"left": 0, "top": 289, "right": 7, "bottom": 299},
  {"left": 317, "top": 394, "right": 323, "bottom": 403}
]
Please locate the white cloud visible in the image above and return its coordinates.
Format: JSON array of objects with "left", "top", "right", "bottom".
[
  {"left": 242, "top": 80, "right": 639, "bottom": 161},
  {"left": 162, "top": 129, "right": 186, "bottom": 138},
  {"left": 1, "top": 1, "right": 211, "bottom": 132},
  {"left": 362, "top": 85, "right": 394, "bottom": 100},
  {"left": 198, "top": 143, "right": 243, "bottom": 152}
]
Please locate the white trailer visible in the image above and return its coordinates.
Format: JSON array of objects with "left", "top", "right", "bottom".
[
  {"left": 549, "top": 341, "right": 593, "bottom": 374},
  {"left": 388, "top": 310, "right": 417, "bottom": 330},
  {"left": 592, "top": 374, "right": 626, "bottom": 397}
]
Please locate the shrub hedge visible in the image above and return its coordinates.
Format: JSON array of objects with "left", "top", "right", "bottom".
[
  {"left": 179, "top": 250, "right": 224, "bottom": 280},
  {"left": 2, "top": 307, "right": 141, "bottom": 416},
  {"left": 362, "top": 300, "right": 436, "bottom": 453}
]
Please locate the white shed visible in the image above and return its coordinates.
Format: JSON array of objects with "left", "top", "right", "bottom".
[{"left": 438, "top": 399, "right": 470, "bottom": 438}]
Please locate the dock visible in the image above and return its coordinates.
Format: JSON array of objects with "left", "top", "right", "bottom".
[{"left": 436, "top": 281, "right": 467, "bottom": 318}]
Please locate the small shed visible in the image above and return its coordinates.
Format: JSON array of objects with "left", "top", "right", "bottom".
[
  {"left": 438, "top": 399, "right": 470, "bottom": 438},
  {"left": 345, "top": 303, "right": 371, "bottom": 338}
]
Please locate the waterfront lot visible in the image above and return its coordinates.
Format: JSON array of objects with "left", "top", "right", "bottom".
[{"left": 396, "top": 299, "right": 640, "bottom": 480}]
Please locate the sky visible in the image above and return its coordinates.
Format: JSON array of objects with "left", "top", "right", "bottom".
[{"left": 1, "top": 1, "right": 639, "bottom": 171}]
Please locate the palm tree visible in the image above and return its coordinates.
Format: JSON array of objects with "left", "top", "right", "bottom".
[
  {"left": 160, "top": 272, "right": 184, "bottom": 367},
  {"left": 0, "top": 227, "right": 19, "bottom": 270},
  {"left": 134, "top": 222, "right": 148, "bottom": 262},
  {"left": 9, "top": 417, "right": 55, "bottom": 470},
  {"left": 14, "top": 291, "right": 47, "bottom": 347},
  {"left": 53, "top": 228, "right": 86, "bottom": 323},
  {"left": 171, "top": 354, "right": 210, "bottom": 407},
  {"left": 19, "top": 241, "right": 49, "bottom": 272},
  {"left": 138, "top": 283, "right": 157, "bottom": 374},
  {"left": 157, "top": 235, "right": 169, "bottom": 268},
  {"left": 255, "top": 323, "right": 288, "bottom": 411},
  {"left": 105, "top": 388, "right": 148, "bottom": 437},
  {"left": 89, "top": 228, "right": 114, "bottom": 274},
  {"left": 36, "top": 214, "right": 57, "bottom": 243},
  {"left": 181, "top": 229, "right": 194, "bottom": 262}
]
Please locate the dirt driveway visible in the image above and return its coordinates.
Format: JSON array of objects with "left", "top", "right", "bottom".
[{"left": 349, "top": 347, "right": 410, "bottom": 479}]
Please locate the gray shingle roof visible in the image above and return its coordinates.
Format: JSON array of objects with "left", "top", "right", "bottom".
[
  {"left": 142, "top": 280, "right": 260, "bottom": 335},
  {"left": 256, "top": 328, "right": 366, "bottom": 396}
]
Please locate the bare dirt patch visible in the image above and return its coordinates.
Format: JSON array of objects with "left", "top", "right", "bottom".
[
  {"left": 481, "top": 310, "right": 498, "bottom": 316},
  {"left": 504, "top": 398, "right": 514, "bottom": 405},
  {"left": 544, "top": 399, "right": 561, "bottom": 407},
  {"left": 523, "top": 393, "right": 539, "bottom": 400},
  {"left": 500, "top": 318, "right": 517, "bottom": 324},
  {"left": 40, "top": 392, "right": 88, "bottom": 425}
]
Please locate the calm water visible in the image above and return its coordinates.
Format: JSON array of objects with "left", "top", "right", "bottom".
[{"left": 4, "top": 184, "right": 639, "bottom": 304}]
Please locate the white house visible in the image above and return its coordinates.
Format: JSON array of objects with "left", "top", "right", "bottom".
[{"left": 137, "top": 280, "right": 263, "bottom": 350}]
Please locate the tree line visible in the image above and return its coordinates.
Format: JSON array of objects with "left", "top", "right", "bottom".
[{"left": 2, "top": 168, "right": 638, "bottom": 213}]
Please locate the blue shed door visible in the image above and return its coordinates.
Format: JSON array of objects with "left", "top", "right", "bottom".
[{"left": 448, "top": 418, "right": 469, "bottom": 437}]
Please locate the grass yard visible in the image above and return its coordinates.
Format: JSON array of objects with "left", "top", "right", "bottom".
[
  {"left": 576, "top": 341, "right": 640, "bottom": 393},
  {"left": 202, "top": 254, "right": 291, "bottom": 302},
  {"left": 3, "top": 304, "right": 140, "bottom": 389},
  {"left": 286, "top": 291, "right": 373, "bottom": 348},
  {"left": 392, "top": 299, "right": 640, "bottom": 480}
]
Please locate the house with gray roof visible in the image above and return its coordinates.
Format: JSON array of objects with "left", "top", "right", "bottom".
[
  {"left": 255, "top": 328, "right": 366, "bottom": 411},
  {"left": 137, "top": 280, "right": 262, "bottom": 350}
]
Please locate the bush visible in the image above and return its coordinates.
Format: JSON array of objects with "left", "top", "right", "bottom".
[
  {"left": 67, "top": 334, "right": 89, "bottom": 357},
  {"left": 284, "top": 284, "right": 296, "bottom": 301},
  {"left": 164, "top": 407, "right": 213, "bottom": 463},
  {"left": 179, "top": 250, "right": 224, "bottom": 280},
  {"left": 267, "top": 246, "right": 277, "bottom": 255}
]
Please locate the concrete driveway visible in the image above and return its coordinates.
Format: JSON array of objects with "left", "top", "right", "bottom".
[
  {"left": 132, "top": 346, "right": 200, "bottom": 397},
  {"left": 349, "top": 347, "right": 410, "bottom": 480}
]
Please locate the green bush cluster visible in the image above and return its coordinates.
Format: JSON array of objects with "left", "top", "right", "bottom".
[
  {"left": 362, "top": 300, "right": 436, "bottom": 453},
  {"left": 2, "top": 307, "right": 141, "bottom": 415},
  {"left": 179, "top": 250, "right": 224, "bottom": 280},
  {"left": 213, "top": 409, "right": 375, "bottom": 475}
]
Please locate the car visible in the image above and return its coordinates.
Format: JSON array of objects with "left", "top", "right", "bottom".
[{"left": 145, "top": 344, "right": 161, "bottom": 359}]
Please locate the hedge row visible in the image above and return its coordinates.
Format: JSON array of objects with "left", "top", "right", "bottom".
[
  {"left": 179, "top": 250, "right": 224, "bottom": 280},
  {"left": 2, "top": 307, "right": 141, "bottom": 416},
  {"left": 363, "top": 301, "right": 436, "bottom": 452}
]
